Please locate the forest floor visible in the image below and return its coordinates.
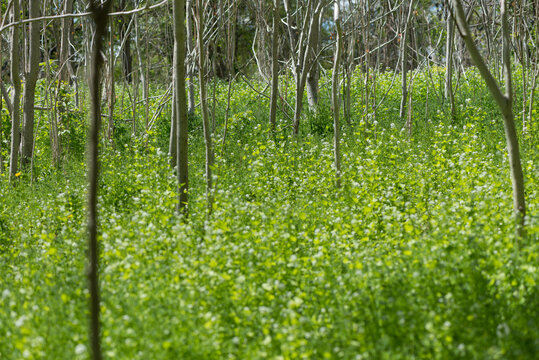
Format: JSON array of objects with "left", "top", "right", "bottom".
[{"left": 1, "top": 72, "right": 538, "bottom": 358}]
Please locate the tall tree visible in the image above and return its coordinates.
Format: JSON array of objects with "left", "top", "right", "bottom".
[
  {"left": 305, "top": 6, "right": 322, "bottom": 111},
  {"left": 332, "top": 0, "right": 342, "bottom": 188},
  {"left": 196, "top": 0, "right": 215, "bottom": 211},
  {"left": 59, "top": 0, "right": 74, "bottom": 83},
  {"left": 87, "top": 1, "right": 112, "bottom": 359},
  {"left": 186, "top": 0, "right": 196, "bottom": 114},
  {"left": 118, "top": 0, "right": 133, "bottom": 83},
  {"left": 451, "top": 0, "right": 526, "bottom": 234},
  {"left": 106, "top": 21, "right": 115, "bottom": 143},
  {"left": 269, "top": 0, "right": 280, "bottom": 131},
  {"left": 399, "top": 0, "right": 414, "bottom": 120},
  {"left": 21, "top": 0, "right": 41, "bottom": 166},
  {"left": 9, "top": 0, "right": 21, "bottom": 177},
  {"left": 444, "top": 5, "right": 456, "bottom": 120},
  {"left": 283, "top": 0, "right": 327, "bottom": 134},
  {"left": 173, "top": 0, "right": 189, "bottom": 215}
]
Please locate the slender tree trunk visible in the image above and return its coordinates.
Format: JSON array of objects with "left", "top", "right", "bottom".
[
  {"left": 186, "top": 0, "right": 196, "bottom": 114},
  {"left": 306, "top": 10, "right": 322, "bottom": 111},
  {"left": 173, "top": 0, "right": 189, "bottom": 215},
  {"left": 119, "top": 0, "right": 133, "bottom": 83},
  {"left": 21, "top": 0, "right": 41, "bottom": 167},
  {"left": 20, "top": 0, "right": 27, "bottom": 82},
  {"left": 107, "top": 24, "right": 115, "bottom": 143},
  {"left": 399, "top": 1, "right": 413, "bottom": 120},
  {"left": 196, "top": 0, "right": 214, "bottom": 211},
  {"left": 132, "top": 57, "right": 138, "bottom": 135},
  {"left": 528, "top": 66, "right": 538, "bottom": 131},
  {"left": 87, "top": 3, "right": 111, "bottom": 360},
  {"left": 9, "top": 0, "right": 21, "bottom": 177},
  {"left": 59, "top": 0, "right": 74, "bottom": 83},
  {"left": 287, "top": 0, "right": 322, "bottom": 134},
  {"left": 169, "top": 84, "right": 177, "bottom": 165},
  {"left": 42, "top": 12, "right": 61, "bottom": 166},
  {"left": 269, "top": 0, "right": 280, "bottom": 131},
  {"left": 445, "top": 8, "right": 456, "bottom": 121},
  {"left": 342, "top": 33, "right": 353, "bottom": 125},
  {"left": 211, "top": 53, "right": 217, "bottom": 133},
  {"left": 452, "top": 0, "right": 526, "bottom": 233},
  {"left": 332, "top": 0, "right": 342, "bottom": 188},
  {"left": 226, "top": 0, "right": 237, "bottom": 78},
  {"left": 527, "top": 1, "right": 539, "bottom": 130},
  {"left": 134, "top": 14, "right": 148, "bottom": 127},
  {"left": 145, "top": 12, "right": 150, "bottom": 129},
  {"left": 517, "top": 0, "right": 526, "bottom": 128},
  {"left": 222, "top": 74, "right": 234, "bottom": 153}
]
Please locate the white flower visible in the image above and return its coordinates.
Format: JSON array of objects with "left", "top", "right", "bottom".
[{"left": 75, "top": 343, "right": 87, "bottom": 355}]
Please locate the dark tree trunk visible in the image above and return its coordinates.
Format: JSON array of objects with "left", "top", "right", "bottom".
[{"left": 87, "top": 2, "right": 113, "bottom": 359}]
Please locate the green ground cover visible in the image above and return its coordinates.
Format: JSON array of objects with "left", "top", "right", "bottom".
[{"left": 0, "top": 68, "right": 538, "bottom": 359}]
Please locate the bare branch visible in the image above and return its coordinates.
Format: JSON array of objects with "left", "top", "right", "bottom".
[{"left": 0, "top": 0, "right": 168, "bottom": 34}]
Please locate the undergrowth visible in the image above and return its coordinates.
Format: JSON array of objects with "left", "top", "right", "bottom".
[{"left": 0, "top": 67, "right": 538, "bottom": 359}]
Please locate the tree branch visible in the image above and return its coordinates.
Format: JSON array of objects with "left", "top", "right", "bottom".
[{"left": 0, "top": 0, "right": 168, "bottom": 34}]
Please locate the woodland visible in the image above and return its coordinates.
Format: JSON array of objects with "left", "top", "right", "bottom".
[{"left": 0, "top": 0, "right": 538, "bottom": 359}]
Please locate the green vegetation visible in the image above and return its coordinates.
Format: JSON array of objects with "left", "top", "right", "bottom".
[{"left": 0, "top": 68, "right": 538, "bottom": 359}]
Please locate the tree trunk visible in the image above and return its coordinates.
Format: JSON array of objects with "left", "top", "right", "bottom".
[
  {"left": 134, "top": 14, "right": 149, "bottom": 127},
  {"left": 399, "top": 1, "right": 413, "bottom": 120},
  {"left": 306, "top": 10, "right": 322, "bottom": 111},
  {"left": 87, "top": 3, "right": 112, "bottom": 360},
  {"left": 269, "top": 0, "right": 280, "bottom": 131},
  {"left": 119, "top": 0, "right": 133, "bottom": 83},
  {"left": 332, "top": 0, "right": 342, "bottom": 188},
  {"left": 286, "top": 0, "right": 323, "bottom": 134},
  {"left": 169, "top": 84, "right": 177, "bottom": 166},
  {"left": 196, "top": 0, "right": 215, "bottom": 211},
  {"left": 361, "top": 0, "right": 371, "bottom": 128},
  {"left": 527, "top": 0, "right": 539, "bottom": 130},
  {"left": 107, "top": 24, "right": 115, "bottom": 143},
  {"left": 445, "top": 8, "right": 456, "bottom": 121},
  {"left": 452, "top": 0, "right": 526, "bottom": 233},
  {"left": 186, "top": 0, "right": 196, "bottom": 114},
  {"left": 253, "top": 0, "right": 271, "bottom": 79},
  {"left": 226, "top": 0, "right": 238, "bottom": 78},
  {"left": 173, "top": 0, "right": 189, "bottom": 215},
  {"left": 145, "top": 12, "right": 150, "bottom": 129},
  {"left": 9, "top": 0, "right": 21, "bottom": 177},
  {"left": 42, "top": 12, "right": 62, "bottom": 167},
  {"left": 21, "top": 0, "right": 41, "bottom": 167},
  {"left": 59, "top": 0, "right": 74, "bottom": 83}
]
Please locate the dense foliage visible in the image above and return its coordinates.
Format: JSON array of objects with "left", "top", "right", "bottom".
[{"left": 0, "top": 67, "right": 538, "bottom": 359}]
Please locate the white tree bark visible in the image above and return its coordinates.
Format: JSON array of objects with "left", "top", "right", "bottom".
[
  {"left": 452, "top": 0, "right": 526, "bottom": 233},
  {"left": 9, "top": 0, "right": 21, "bottom": 177}
]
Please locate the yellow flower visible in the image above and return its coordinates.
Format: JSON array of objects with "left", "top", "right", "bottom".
[{"left": 15, "top": 172, "right": 21, "bottom": 177}]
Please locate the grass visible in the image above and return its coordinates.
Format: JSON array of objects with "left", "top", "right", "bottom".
[{"left": 0, "top": 67, "right": 538, "bottom": 359}]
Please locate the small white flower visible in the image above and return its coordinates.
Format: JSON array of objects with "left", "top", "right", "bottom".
[
  {"left": 15, "top": 316, "right": 26, "bottom": 327},
  {"left": 75, "top": 343, "right": 87, "bottom": 355}
]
